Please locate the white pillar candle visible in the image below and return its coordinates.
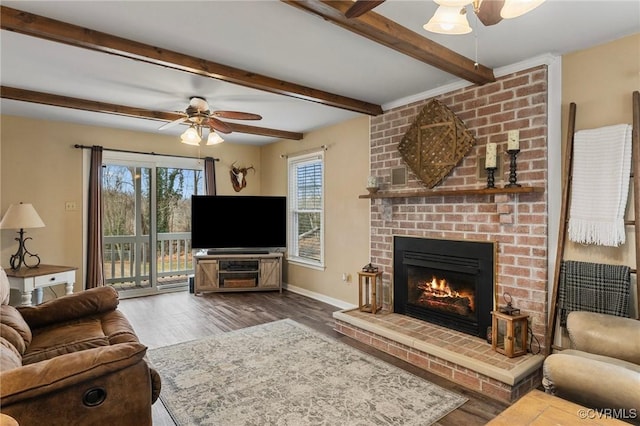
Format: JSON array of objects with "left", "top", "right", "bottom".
[
  {"left": 485, "top": 143, "right": 497, "bottom": 168},
  {"left": 507, "top": 130, "right": 520, "bottom": 151}
]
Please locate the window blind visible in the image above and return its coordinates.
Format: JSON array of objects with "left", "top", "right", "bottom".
[{"left": 288, "top": 152, "right": 324, "bottom": 266}]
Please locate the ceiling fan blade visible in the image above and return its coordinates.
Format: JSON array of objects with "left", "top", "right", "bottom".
[
  {"left": 213, "top": 110, "right": 262, "bottom": 121},
  {"left": 158, "top": 116, "right": 187, "bottom": 130},
  {"left": 476, "top": 0, "right": 504, "bottom": 26},
  {"left": 345, "top": 0, "right": 385, "bottom": 18},
  {"left": 206, "top": 117, "right": 233, "bottom": 134}
]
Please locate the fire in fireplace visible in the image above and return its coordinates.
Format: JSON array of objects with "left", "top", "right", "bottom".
[
  {"left": 394, "top": 237, "right": 495, "bottom": 337},
  {"left": 409, "top": 268, "right": 475, "bottom": 319}
]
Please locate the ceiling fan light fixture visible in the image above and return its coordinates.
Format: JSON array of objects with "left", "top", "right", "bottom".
[
  {"left": 162, "top": 96, "right": 263, "bottom": 144},
  {"left": 424, "top": 5, "right": 472, "bottom": 35},
  {"left": 180, "top": 125, "right": 201, "bottom": 146},
  {"left": 500, "top": 0, "right": 545, "bottom": 19},
  {"left": 206, "top": 130, "right": 224, "bottom": 145}
]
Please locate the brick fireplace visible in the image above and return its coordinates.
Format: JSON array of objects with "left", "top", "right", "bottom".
[{"left": 334, "top": 65, "right": 550, "bottom": 402}]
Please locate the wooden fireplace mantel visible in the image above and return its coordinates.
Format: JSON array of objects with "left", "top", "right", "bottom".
[{"left": 359, "top": 186, "right": 544, "bottom": 199}]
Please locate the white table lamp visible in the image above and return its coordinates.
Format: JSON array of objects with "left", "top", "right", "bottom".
[{"left": 0, "top": 202, "right": 45, "bottom": 270}]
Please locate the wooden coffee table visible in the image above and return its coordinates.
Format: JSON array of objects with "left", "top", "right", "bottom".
[{"left": 487, "top": 390, "right": 631, "bottom": 425}]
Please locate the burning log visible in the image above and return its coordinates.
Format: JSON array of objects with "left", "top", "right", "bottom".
[
  {"left": 416, "top": 278, "right": 474, "bottom": 316},
  {"left": 418, "top": 293, "right": 472, "bottom": 316}
]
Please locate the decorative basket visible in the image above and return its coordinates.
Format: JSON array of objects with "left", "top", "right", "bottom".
[{"left": 398, "top": 99, "right": 476, "bottom": 188}]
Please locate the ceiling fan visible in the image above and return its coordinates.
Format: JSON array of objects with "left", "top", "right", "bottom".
[
  {"left": 159, "top": 96, "right": 263, "bottom": 145},
  {"left": 345, "top": 0, "right": 545, "bottom": 34}
]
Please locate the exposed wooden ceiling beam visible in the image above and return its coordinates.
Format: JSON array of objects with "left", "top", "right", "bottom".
[
  {"left": 223, "top": 122, "right": 303, "bottom": 141},
  {"left": 0, "top": 86, "right": 304, "bottom": 141},
  {"left": 345, "top": 0, "right": 385, "bottom": 18},
  {"left": 0, "top": 6, "right": 382, "bottom": 116},
  {"left": 282, "top": 0, "right": 496, "bottom": 85}
]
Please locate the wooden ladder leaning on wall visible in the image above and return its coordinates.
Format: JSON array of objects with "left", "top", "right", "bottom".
[{"left": 545, "top": 90, "right": 640, "bottom": 355}]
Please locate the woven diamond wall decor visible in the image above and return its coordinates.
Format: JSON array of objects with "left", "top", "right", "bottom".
[{"left": 398, "top": 99, "right": 476, "bottom": 188}]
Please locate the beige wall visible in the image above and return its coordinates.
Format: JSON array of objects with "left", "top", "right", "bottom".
[
  {"left": 562, "top": 33, "right": 639, "bottom": 316},
  {"left": 261, "top": 116, "right": 371, "bottom": 306},
  {"left": 2, "top": 34, "right": 635, "bottom": 310},
  {"left": 0, "top": 116, "right": 260, "bottom": 297},
  {"left": 1, "top": 113, "right": 370, "bottom": 307}
]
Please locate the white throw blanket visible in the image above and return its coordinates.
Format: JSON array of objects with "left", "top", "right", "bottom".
[{"left": 568, "top": 124, "right": 632, "bottom": 247}]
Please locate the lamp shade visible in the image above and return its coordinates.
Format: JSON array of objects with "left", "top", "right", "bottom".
[
  {"left": 424, "top": 5, "right": 472, "bottom": 35},
  {"left": 181, "top": 126, "right": 201, "bottom": 146},
  {"left": 206, "top": 131, "right": 224, "bottom": 145},
  {"left": 0, "top": 203, "right": 45, "bottom": 230},
  {"left": 501, "top": 0, "right": 545, "bottom": 19}
]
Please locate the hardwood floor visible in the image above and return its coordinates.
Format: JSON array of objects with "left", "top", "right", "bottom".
[{"left": 119, "top": 290, "right": 508, "bottom": 425}]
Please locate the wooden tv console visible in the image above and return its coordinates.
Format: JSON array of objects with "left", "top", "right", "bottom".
[{"left": 194, "top": 252, "right": 283, "bottom": 294}]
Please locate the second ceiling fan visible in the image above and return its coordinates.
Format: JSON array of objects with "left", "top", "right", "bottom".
[
  {"left": 345, "top": 0, "right": 545, "bottom": 34},
  {"left": 159, "top": 96, "right": 262, "bottom": 145},
  {"left": 159, "top": 96, "right": 262, "bottom": 133}
]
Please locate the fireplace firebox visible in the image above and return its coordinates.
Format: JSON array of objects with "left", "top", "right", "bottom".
[{"left": 394, "top": 237, "right": 494, "bottom": 337}]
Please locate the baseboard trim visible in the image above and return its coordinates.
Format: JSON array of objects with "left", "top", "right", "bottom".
[{"left": 284, "top": 283, "right": 357, "bottom": 310}]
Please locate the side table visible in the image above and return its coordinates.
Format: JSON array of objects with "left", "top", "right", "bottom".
[{"left": 5, "top": 265, "right": 77, "bottom": 306}]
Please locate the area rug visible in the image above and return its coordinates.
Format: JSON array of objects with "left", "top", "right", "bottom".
[{"left": 148, "top": 319, "right": 467, "bottom": 425}]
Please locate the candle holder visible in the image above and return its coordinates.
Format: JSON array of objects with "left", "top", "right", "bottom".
[
  {"left": 505, "top": 149, "right": 521, "bottom": 188},
  {"left": 485, "top": 167, "right": 497, "bottom": 189}
]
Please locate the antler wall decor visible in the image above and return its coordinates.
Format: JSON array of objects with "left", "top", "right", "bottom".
[{"left": 229, "top": 162, "right": 255, "bottom": 192}]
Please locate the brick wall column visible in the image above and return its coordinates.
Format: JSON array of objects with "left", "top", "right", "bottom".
[{"left": 369, "top": 66, "right": 549, "bottom": 348}]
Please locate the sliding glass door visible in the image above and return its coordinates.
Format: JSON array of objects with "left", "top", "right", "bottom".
[{"left": 102, "top": 153, "right": 204, "bottom": 297}]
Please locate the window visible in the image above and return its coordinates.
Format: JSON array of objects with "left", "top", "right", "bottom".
[
  {"left": 101, "top": 151, "right": 204, "bottom": 296},
  {"left": 288, "top": 151, "right": 324, "bottom": 268}
]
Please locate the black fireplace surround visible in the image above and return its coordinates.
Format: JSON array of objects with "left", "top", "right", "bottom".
[{"left": 393, "top": 236, "right": 494, "bottom": 337}]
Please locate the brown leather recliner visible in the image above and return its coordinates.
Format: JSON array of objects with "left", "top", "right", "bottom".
[
  {"left": 0, "top": 268, "right": 161, "bottom": 426},
  {"left": 542, "top": 311, "right": 640, "bottom": 413}
]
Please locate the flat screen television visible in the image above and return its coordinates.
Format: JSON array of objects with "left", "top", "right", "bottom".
[{"left": 191, "top": 195, "right": 287, "bottom": 253}]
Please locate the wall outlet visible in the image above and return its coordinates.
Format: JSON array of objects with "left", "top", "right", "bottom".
[{"left": 65, "top": 201, "right": 77, "bottom": 211}]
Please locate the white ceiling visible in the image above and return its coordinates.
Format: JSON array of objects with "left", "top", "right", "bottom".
[{"left": 1, "top": 1, "right": 639, "bottom": 145}]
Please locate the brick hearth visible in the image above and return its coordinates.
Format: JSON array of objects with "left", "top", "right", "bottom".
[{"left": 335, "top": 309, "right": 544, "bottom": 403}]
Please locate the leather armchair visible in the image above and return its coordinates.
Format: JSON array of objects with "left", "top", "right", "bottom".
[
  {"left": 542, "top": 311, "right": 640, "bottom": 412},
  {"left": 0, "top": 268, "right": 161, "bottom": 426}
]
